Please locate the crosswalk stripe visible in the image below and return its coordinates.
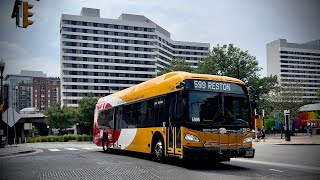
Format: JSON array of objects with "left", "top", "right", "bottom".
[
  {"left": 81, "top": 147, "right": 92, "bottom": 150},
  {"left": 64, "top": 148, "right": 79, "bottom": 151},
  {"left": 48, "top": 149, "right": 61, "bottom": 152}
]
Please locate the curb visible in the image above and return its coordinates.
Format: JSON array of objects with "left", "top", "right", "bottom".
[
  {"left": 274, "top": 143, "right": 320, "bottom": 145},
  {"left": 0, "top": 148, "right": 43, "bottom": 158},
  {"left": 0, "top": 150, "right": 35, "bottom": 158}
]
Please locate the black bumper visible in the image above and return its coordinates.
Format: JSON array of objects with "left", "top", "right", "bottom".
[{"left": 183, "top": 146, "right": 255, "bottom": 160}]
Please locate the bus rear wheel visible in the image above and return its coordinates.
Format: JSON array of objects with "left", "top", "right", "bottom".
[
  {"left": 152, "top": 136, "right": 164, "bottom": 162},
  {"left": 102, "top": 138, "right": 108, "bottom": 152}
]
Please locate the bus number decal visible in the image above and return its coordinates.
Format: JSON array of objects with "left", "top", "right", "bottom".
[
  {"left": 192, "top": 117, "right": 200, "bottom": 122},
  {"left": 194, "top": 80, "right": 206, "bottom": 89}
]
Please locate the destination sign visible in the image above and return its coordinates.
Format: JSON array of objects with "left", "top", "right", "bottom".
[{"left": 184, "top": 80, "right": 245, "bottom": 94}]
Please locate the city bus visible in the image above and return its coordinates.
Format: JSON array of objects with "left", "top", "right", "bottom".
[{"left": 93, "top": 71, "right": 255, "bottom": 162}]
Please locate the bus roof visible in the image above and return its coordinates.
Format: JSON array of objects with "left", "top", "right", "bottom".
[{"left": 97, "top": 71, "right": 245, "bottom": 104}]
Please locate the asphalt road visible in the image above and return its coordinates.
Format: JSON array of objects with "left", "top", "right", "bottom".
[{"left": 0, "top": 143, "right": 319, "bottom": 180}]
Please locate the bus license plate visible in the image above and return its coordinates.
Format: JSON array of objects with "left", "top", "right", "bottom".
[{"left": 245, "top": 150, "right": 253, "bottom": 157}]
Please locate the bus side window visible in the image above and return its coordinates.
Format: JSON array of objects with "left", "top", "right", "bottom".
[
  {"left": 105, "top": 109, "right": 114, "bottom": 129},
  {"left": 97, "top": 110, "right": 107, "bottom": 129},
  {"left": 155, "top": 96, "right": 168, "bottom": 127},
  {"left": 123, "top": 104, "right": 136, "bottom": 128},
  {"left": 114, "top": 107, "right": 122, "bottom": 130},
  {"left": 169, "top": 94, "right": 176, "bottom": 123},
  {"left": 176, "top": 95, "right": 184, "bottom": 123}
]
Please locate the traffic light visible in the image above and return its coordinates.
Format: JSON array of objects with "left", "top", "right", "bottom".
[{"left": 22, "top": 1, "right": 34, "bottom": 28}]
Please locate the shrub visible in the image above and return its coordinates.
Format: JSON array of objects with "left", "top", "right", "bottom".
[
  {"left": 40, "top": 136, "right": 48, "bottom": 142},
  {"left": 26, "top": 134, "right": 93, "bottom": 143},
  {"left": 76, "top": 135, "right": 83, "bottom": 142}
]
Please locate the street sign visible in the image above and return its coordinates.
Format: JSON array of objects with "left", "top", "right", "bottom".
[
  {"left": 284, "top": 110, "right": 290, "bottom": 114},
  {"left": 2, "top": 107, "right": 21, "bottom": 127}
]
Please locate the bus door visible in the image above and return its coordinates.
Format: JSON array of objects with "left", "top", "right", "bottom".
[
  {"left": 167, "top": 94, "right": 182, "bottom": 156},
  {"left": 113, "top": 106, "right": 122, "bottom": 149}
]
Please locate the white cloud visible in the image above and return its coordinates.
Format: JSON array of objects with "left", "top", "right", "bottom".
[
  {"left": 0, "top": 41, "right": 27, "bottom": 58},
  {"left": 0, "top": 41, "right": 59, "bottom": 78}
]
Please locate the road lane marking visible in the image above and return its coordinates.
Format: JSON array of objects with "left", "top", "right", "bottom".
[
  {"left": 231, "top": 159, "right": 320, "bottom": 172},
  {"left": 269, "top": 169, "right": 283, "bottom": 173},
  {"left": 64, "top": 148, "right": 78, "bottom": 151},
  {"left": 81, "top": 148, "right": 92, "bottom": 150},
  {"left": 48, "top": 149, "right": 61, "bottom": 152}
]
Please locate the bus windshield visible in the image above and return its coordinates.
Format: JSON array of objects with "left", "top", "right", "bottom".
[{"left": 187, "top": 91, "right": 251, "bottom": 126}]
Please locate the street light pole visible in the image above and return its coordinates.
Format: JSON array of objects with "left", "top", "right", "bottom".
[
  {"left": 0, "top": 59, "right": 5, "bottom": 147},
  {"left": 254, "top": 108, "right": 259, "bottom": 142}
]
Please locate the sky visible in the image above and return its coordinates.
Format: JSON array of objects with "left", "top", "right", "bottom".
[{"left": 0, "top": 0, "right": 319, "bottom": 78}]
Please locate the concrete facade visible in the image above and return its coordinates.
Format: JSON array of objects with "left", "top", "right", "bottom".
[
  {"left": 60, "top": 8, "right": 210, "bottom": 107},
  {"left": 267, "top": 39, "right": 320, "bottom": 102}
]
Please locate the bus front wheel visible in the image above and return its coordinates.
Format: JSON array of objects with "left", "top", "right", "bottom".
[
  {"left": 152, "top": 136, "right": 164, "bottom": 162},
  {"left": 102, "top": 137, "right": 108, "bottom": 152}
]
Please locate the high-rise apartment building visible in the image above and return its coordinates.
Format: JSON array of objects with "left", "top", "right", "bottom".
[
  {"left": 4, "top": 71, "right": 60, "bottom": 112},
  {"left": 4, "top": 70, "right": 46, "bottom": 111},
  {"left": 60, "top": 8, "right": 210, "bottom": 107},
  {"left": 267, "top": 39, "right": 320, "bottom": 102},
  {"left": 19, "top": 77, "right": 60, "bottom": 111}
]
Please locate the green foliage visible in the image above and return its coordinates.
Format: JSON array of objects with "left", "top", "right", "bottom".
[
  {"left": 44, "top": 103, "right": 74, "bottom": 134},
  {"left": 47, "top": 136, "right": 62, "bottom": 142},
  {"left": 246, "top": 75, "right": 278, "bottom": 111},
  {"left": 77, "top": 92, "right": 99, "bottom": 130},
  {"left": 156, "top": 59, "right": 194, "bottom": 76},
  {"left": 264, "top": 118, "right": 275, "bottom": 131},
  {"left": 317, "top": 89, "right": 320, "bottom": 98},
  {"left": 263, "top": 82, "right": 308, "bottom": 123},
  {"left": 62, "top": 134, "right": 76, "bottom": 142},
  {"left": 196, "top": 44, "right": 261, "bottom": 83},
  {"left": 26, "top": 135, "right": 93, "bottom": 143},
  {"left": 29, "top": 127, "right": 39, "bottom": 137},
  {"left": 76, "top": 135, "right": 83, "bottom": 141}
]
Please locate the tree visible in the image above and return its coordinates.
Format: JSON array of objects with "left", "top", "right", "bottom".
[
  {"left": 77, "top": 92, "right": 99, "bottom": 134},
  {"left": 44, "top": 103, "right": 73, "bottom": 135},
  {"left": 246, "top": 75, "right": 278, "bottom": 112},
  {"left": 156, "top": 58, "right": 194, "bottom": 76},
  {"left": 196, "top": 44, "right": 261, "bottom": 83},
  {"left": 263, "top": 81, "right": 305, "bottom": 125}
]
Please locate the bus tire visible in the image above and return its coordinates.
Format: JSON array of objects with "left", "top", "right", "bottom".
[
  {"left": 152, "top": 135, "right": 164, "bottom": 162},
  {"left": 102, "top": 136, "right": 108, "bottom": 152}
]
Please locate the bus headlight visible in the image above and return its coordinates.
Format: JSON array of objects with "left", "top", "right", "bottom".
[
  {"left": 243, "top": 137, "right": 253, "bottom": 143},
  {"left": 185, "top": 133, "right": 200, "bottom": 142}
]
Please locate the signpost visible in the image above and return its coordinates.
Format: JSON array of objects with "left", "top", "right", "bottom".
[
  {"left": 2, "top": 107, "right": 21, "bottom": 145},
  {"left": 284, "top": 110, "right": 291, "bottom": 141}
]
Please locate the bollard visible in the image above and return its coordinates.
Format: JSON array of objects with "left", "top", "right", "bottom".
[
  {"left": 19, "top": 138, "right": 21, "bottom": 144},
  {"left": 25, "top": 137, "right": 27, "bottom": 144}
]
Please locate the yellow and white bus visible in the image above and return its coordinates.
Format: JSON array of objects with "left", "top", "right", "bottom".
[{"left": 93, "top": 71, "right": 255, "bottom": 162}]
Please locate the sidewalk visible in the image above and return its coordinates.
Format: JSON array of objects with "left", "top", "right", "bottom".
[
  {"left": 253, "top": 133, "right": 320, "bottom": 145},
  {"left": 0, "top": 145, "right": 40, "bottom": 158}
]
